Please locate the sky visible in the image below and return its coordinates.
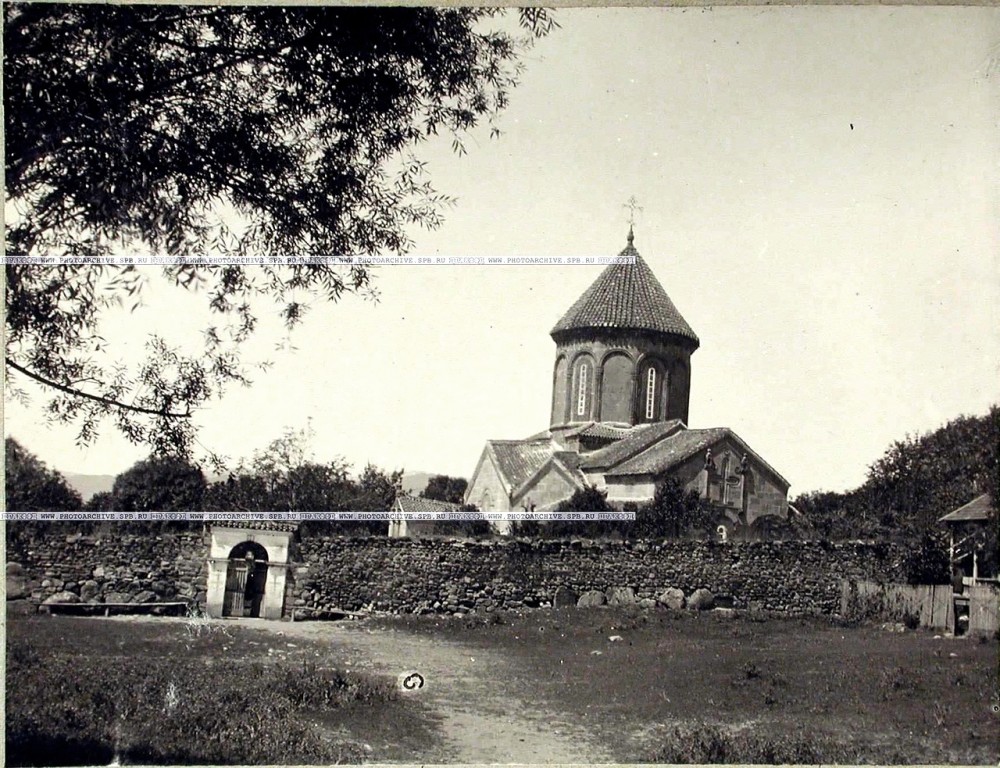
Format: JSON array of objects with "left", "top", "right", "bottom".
[{"left": 4, "top": 6, "right": 1000, "bottom": 495}]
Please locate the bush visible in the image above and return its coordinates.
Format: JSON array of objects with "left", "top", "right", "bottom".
[{"left": 902, "top": 531, "right": 951, "bottom": 585}]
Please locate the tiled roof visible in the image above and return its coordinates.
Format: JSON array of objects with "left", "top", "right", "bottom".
[
  {"left": 604, "top": 426, "right": 790, "bottom": 489},
  {"left": 209, "top": 520, "right": 299, "bottom": 533},
  {"left": 605, "top": 427, "right": 728, "bottom": 476},
  {"left": 580, "top": 419, "right": 686, "bottom": 470},
  {"left": 939, "top": 493, "right": 994, "bottom": 523},
  {"left": 488, "top": 439, "right": 558, "bottom": 492},
  {"left": 578, "top": 423, "right": 633, "bottom": 440},
  {"left": 395, "top": 496, "right": 461, "bottom": 513},
  {"left": 551, "top": 239, "right": 698, "bottom": 346}
]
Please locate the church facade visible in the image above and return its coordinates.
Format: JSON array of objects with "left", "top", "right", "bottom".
[{"left": 465, "top": 229, "right": 790, "bottom": 536}]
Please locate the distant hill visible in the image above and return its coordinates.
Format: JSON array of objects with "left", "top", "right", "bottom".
[
  {"left": 65, "top": 469, "right": 442, "bottom": 503},
  {"left": 400, "top": 471, "right": 434, "bottom": 496},
  {"left": 63, "top": 473, "right": 115, "bottom": 502}
]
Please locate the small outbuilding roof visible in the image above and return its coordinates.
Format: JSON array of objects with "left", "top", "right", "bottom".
[
  {"left": 209, "top": 520, "right": 300, "bottom": 533},
  {"left": 394, "top": 495, "right": 461, "bottom": 513},
  {"left": 938, "top": 493, "right": 994, "bottom": 523}
]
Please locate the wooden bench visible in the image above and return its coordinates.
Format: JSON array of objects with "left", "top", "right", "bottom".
[{"left": 42, "top": 601, "right": 190, "bottom": 617}]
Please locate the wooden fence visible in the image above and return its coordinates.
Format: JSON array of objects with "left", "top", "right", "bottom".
[{"left": 840, "top": 580, "right": 999, "bottom": 635}]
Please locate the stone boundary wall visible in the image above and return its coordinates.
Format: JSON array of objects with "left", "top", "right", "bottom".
[
  {"left": 290, "top": 537, "right": 906, "bottom": 617},
  {"left": 6, "top": 530, "right": 208, "bottom": 608},
  {"left": 6, "top": 529, "right": 905, "bottom": 618}
]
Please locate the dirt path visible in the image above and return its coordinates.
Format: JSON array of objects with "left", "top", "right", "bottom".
[
  {"left": 111, "top": 616, "right": 610, "bottom": 763},
  {"left": 256, "top": 618, "right": 610, "bottom": 763}
]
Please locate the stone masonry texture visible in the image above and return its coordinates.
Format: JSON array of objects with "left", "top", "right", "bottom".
[{"left": 8, "top": 529, "right": 904, "bottom": 618}]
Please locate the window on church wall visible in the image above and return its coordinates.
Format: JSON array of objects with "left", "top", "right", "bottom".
[
  {"left": 576, "top": 363, "right": 588, "bottom": 416},
  {"left": 645, "top": 368, "right": 656, "bottom": 419},
  {"left": 640, "top": 363, "right": 667, "bottom": 421},
  {"left": 721, "top": 455, "right": 732, "bottom": 505}
]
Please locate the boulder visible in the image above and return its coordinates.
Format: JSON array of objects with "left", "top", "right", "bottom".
[
  {"left": 105, "top": 591, "right": 133, "bottom": 604},
  {"left": 6, "top": 562, "right": 24, "bottom": 576},
  {"left": 79, "top": 580, "right": 100, "bottom": 602},
  {"left": 42, "top": 591, "right": 81, "bottom": 605},
  {"left": 577, "top": 590, "right": 607, "bottom": 608},
  {"left": 606, "top": 586, "right": 637, "bottom": 606},
  {"left": 657, "top": 587, "right": 686, "bottom": 610},
  {"left": 6, "top": 573, "right": 27, "bottom": 601},
  {"left": 687, "top": 588, "right": 715, "bottom": 611},
  {"left": 552, "top": 586, "right": 577, "bottom": 608},
  {"left": 134, "top": 590, "right": 157, "bottom": 604},
  {"left": 638, "top": 598, "right": 657, "bottom": 610}
]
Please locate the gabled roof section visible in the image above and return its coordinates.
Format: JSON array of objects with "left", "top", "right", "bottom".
[
  {"left": 487, "top": 438, "right": 558, "bottom": 494},
  {"left": 551, "top": 235, "right": 698, "bottom": 347},
  {"left": 512, "top": 450, "right": 588, "bottom": 501},
  {"left": 604, "top": 426, "right": 791, "bottom": 489},
  {"left": 939, "top": 493, "right": 994, "bottom": 523},
  {"left": 565, "top": 422, "right": 634, "bottom": 441},
  {"left": 580, "top": 419, "right": 686, "bottom": 470},
  {"left": 605, "top": 427, "right": 728, "bottom": 477}
]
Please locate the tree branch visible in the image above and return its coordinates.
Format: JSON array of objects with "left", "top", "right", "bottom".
[{"left": 5, "top": 358, "right": 192, "bottom": 418}]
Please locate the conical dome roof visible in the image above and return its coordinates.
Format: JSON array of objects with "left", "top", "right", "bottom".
[{"left": 551, "top": 232, "right": 699, "bottom": 347}]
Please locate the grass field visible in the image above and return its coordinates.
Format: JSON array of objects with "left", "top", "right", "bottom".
[
  {"left": 376, "top": 607, "right": 1000, "bottom": 763},
  {"left": 7, "top": 607, "right": 999, "bottom": 764},
  {"left": 6, "top": 614, "right": 439, "bottom": 766}
]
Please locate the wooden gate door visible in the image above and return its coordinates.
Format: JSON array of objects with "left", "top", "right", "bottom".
[{"left": 222, "top": 560, "right": 249, "bottom": 617}]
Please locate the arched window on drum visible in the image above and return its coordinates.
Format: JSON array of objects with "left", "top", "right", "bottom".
[
  {"left": 639, "top": 360, "right": 667, "bottom": 422},
  {"left": 573, "top": 357, "right": 594, "bottom": 419}
]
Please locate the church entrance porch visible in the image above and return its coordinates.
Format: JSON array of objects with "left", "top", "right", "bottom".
[{"left": 205, "top": 523, "right": 296, "bottom": 620}]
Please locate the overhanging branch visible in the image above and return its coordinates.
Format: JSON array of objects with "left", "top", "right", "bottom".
[{"left": 5, "top": 357, "right": 192, "bottom": 418}]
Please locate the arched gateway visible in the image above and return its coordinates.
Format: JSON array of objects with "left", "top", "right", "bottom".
[
  {"left": 222, "top": 541, "right": 269, "bottom": 618},
  {"left": 206, "top": 522, "right": 297, "bottom": 620}
]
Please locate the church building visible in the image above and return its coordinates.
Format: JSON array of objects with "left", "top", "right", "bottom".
[{"left": 465, "top": 229, "right": 790, "bottom": 537}]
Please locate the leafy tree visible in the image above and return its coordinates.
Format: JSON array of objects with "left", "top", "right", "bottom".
[
  {"left": 431, "top": 502, "right": 492, "bottom": 537},
  {"left": 545, "top": 485, "right": 618, "bottom": 539},
  {"left": 793, "top": 406, "right": 999, "bottom": 544},
  {"left": 353, "top": 463, "right": 403, "bottom": 512},
  {"left": 4, "top": 5, "right": 556, "bottom": 457},
  {"left": 4, "top": 437, "right": 82, "bottom": 511},
  {"left": 902, "top": 530, "right": 951, "bottom": 585},
  {"left": 111, "top": 455, "right": 206, "bottom": 511},
  {"left": 628, "top": 478, "right": 711, "bottom": 539},
  {"left": 202, "top": 426, "right": 399, "bottom": 535},
  {"left": 421, "top": 474, "right": 469, "bottom": 505},
  {"left": 82, "top": 491, "right": 115, "bottom": 512}
]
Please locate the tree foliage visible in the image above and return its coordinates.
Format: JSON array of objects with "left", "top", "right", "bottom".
[
  {"left": 4, "top": 5, "right": 556, "bottom": 457},
  {"left": 430, "top": 503, "right": 491, "bottom": 537},
  {"left": 5, "top": 4, "right": 555, "bottom": 258},
  {"left": 421, "top": 474, "right": 468, "bottom": 505},
  {"left": 628, "top": 478, "right": 712, "bottom": 539},
  {"left": 201, "top": 425, "right": 401, "bottom": 535},
  {"left": 792, "top": 406, "right": 999, "bottom": 543},
  {"left": 4, "top": 437, "right": 82, "bottom": 511},
  {"left": 111, "top": 456, "right": 207, "bottom": 511}
]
